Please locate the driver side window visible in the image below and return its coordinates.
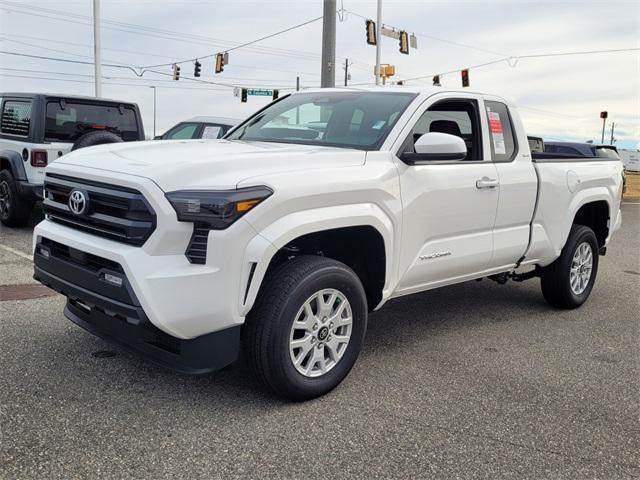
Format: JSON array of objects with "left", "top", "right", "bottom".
[{"left": 403, "top": 99, "right": 483, "bottom": 161}]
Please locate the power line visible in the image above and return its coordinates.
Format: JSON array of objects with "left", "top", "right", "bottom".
[
  {"left": 0, "top": 35, "right": 134, "bottom": 66},
  {"left": 141, "top": 16, "right": 323, "bottom": 69},
  {"left": 343, "top": 47, "right": 640, "bottom": 86},
  {"left": 0, "top": 0, "right": 325, "bottom": 60},
  {"left": 2, "top": 32, "right": 323, "bottom": 77},
  {"left": 0, "top": 50, "right": 141, "bottom": 75},
  {"left": 0, "top": 73, "right": 231, "bottom": 91},
  {"left": 0, "top": 1, "right": 326, "bottom": 63},
  {"left": 0, "top": 0, "right": 375, "bottom": 69},
  {"left": 0, "top": 66, "right": 300, "bottom": 88}
]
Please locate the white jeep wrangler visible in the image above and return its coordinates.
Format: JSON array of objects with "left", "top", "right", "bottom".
[{"left": 0, "top": 93, "right": 144, "bottom": 226}]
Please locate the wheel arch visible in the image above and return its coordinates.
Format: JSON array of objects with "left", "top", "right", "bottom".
[
  {"left": 572, "top": 200, "right": 610, "bottom": 248},
  {"left": 0, "top": 150, "right": 27, "bottom": 181},
  {"left": 238, "top": 204, "right": 396, "bottom": 316}
]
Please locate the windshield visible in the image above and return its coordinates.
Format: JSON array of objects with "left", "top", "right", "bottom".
[
  {"left": 45, "top": 101, "right": 140, "bottom": 142},
  {"left": 226, "top": 91, "right": 416, "bottom": 150}
]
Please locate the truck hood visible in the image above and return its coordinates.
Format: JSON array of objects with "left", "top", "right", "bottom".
[{"left": 51, "top": 139, "right": 366, "bottom": 191}]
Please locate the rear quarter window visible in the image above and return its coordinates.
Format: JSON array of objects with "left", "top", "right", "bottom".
[
  {"left": 484, "top": 100, "right": 517, "bottom": 161},
  {"left": 1, "top": 100, "right": 32, "bottom": 137}
]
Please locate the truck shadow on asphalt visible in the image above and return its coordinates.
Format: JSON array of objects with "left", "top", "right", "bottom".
[{"left": 56, "top": 278, "right": 552, "bottom": 407}]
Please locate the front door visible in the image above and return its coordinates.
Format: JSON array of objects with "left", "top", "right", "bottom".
[{"left": 393, "top": 96, "right": 499, "bottom": 295}]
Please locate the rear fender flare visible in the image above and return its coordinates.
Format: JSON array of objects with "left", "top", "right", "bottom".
[{"left": 552, "top": 189, "right": 612, "bottom": 256}]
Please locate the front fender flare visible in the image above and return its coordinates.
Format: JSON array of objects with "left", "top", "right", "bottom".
[{"left": 238, "top": 203, "right": 396, "bottom": 316}]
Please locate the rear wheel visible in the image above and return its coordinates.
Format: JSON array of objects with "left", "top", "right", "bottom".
[
  {"left": 244, "top": 255, "right": 368, "bottom": 401},
  {"left": 540, "top": 224, "right": 599, "bottom": 309},
  {"left": 0, "top": 170, "right": 33, "bottom": 227}
]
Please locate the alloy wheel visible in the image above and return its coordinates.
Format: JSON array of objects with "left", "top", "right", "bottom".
[{"left": 288, "top": 288, "right": 353, "bottom": 378}]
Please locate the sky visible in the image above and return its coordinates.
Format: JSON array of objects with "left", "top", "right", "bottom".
[{"left": 0, "top": 0, "right": 638, "bottom": 148}]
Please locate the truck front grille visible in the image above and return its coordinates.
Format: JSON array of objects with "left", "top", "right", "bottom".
[{"left": 43, "top": 173, "right": 156, "bottom": 246}]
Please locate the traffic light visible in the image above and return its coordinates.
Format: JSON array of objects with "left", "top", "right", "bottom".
[
  {"left": 365, "top": 20, "right": 376, "bottom": 45},
  {"left": 172, "top": 63, "right": 180, "bottom": 81},
  {"left": 194, "top": 60, "right": 201, "bottom": 77},
  {"left": 461, "top": 69, "right": 469, "bottom": 88},
  {"left": 272, "top": 89, "right": 279, "bottom": 100},
  {"left": 215, "top": 53, "right": 224, "bottom": 74},
  {"left": 600, "top": 111, "right": 608, "bottom": 119},
  {"left": 399, "top": 30, "right": 409, "bottom": 54},
  {"left": 432, "top": 75, "right": 441, "bottom": 86},
  {"left": 241, "top": 88, "right": 248, "bottom": 103}
]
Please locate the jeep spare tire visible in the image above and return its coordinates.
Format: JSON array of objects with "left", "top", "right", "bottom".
[{"left": 71, "top": 130, "right": 123, "bottom": 151}]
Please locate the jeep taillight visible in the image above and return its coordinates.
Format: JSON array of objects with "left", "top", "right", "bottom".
[{"left": 31, "top": 150, "right": 48, "bottom": 167}]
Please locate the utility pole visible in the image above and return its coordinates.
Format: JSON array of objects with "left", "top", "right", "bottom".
[
  {"left": 296, "top": 76, "right": 300, "bottom": 91},
  {"left": 149, "top": 86, "right": 157, "bottom": 138},
  {"left": 610, "top": 122, "right": 616, "bottom": 145},
  {"left": 375, "top": 0, "right": 382, "bottom": 85},
  {"left": 344, "top": 58, "right": 349, "bottom": 86},
  {"left": 320, "top": 0, "right": 336, "bottom": 87},
  {"left": 92, "top": 0, "right": 102, "bottom": 98}
]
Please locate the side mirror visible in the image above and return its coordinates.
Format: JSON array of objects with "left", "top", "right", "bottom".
[
  {"left": 403, "top": 132, "right": 467, "bottom": 164},
  {"left": 154, "top": 135, "right": 163, "bottom": 140}
]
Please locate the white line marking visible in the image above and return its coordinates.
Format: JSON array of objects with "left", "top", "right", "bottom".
[
  {"left": 0, "top": 243, "right": 33, "bottom": 261},
  {"left": 622, "top": 202, "right": 640, "bottom": 205}
]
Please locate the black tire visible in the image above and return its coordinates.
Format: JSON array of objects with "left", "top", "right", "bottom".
[
  {"left": 540, "top": 224, "right": 599, "bottom": 309},
  {"left": 244, "top": 255, "right": 368, "bottom": 401},
  {"left": 71, "top": 130, "right": 123, "bottom": 151},
  {"left": 0, "top": 169, "right": 33, "bottom": 227}
]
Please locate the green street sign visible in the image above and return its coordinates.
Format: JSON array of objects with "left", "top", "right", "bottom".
[{"left": 247, "top": 89, "right": 273, "bottom": 96}]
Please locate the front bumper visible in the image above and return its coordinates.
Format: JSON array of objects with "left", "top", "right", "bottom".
[{"left": 33, "top": 238, "right": 240, "bottom": 374}]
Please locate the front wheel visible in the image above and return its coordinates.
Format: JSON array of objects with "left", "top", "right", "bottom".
[
  {"left": 540, "top": 224, "right": 599, "bottom": 309},
  {"left": 244, "top": 255, "right": 368, "bottom": 401}
]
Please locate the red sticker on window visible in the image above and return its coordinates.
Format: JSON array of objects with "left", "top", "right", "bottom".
[
  {"left": 489, "top": 113, "right": 503, "bottom": 134},
  {"left": 487, "top": 111, "right": 506, "bottom": 155}
]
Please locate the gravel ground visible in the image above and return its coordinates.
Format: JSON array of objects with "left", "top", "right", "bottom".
[{"left": 1, "top": 204, "right": 638, "bottom": 479}]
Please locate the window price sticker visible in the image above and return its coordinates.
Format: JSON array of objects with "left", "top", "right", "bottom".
[{"left": 488, "top": 111, "right": 506, "bottom": 155}]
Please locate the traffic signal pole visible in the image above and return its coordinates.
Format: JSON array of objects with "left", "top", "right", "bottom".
[
  {"left": 321, "top": 0, "right": 336, "bottom": 87},
  {"left": 375, "top": 0, "right": 382, "bottom": 85}
]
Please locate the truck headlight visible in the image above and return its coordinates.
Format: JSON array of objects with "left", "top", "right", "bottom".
[{"left": 165, "top": 186, "right": 272, "bottom": 229}]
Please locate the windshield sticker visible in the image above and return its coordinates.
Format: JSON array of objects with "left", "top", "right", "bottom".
[
  {"left": 372, "top": 120, "right": 386, "bottom": 130},
  {"left": 488, "top": 111, "right": 506, "bottom": 155}
]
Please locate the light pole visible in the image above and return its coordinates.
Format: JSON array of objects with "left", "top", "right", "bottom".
[
  {"left": 149, "top": 86, "right": 157, "bottom": 138},
  {"left": 92, "top": 0, "right": 102, "bottom": 97}
]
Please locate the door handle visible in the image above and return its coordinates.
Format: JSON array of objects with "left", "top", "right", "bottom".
[{"left": 476, "top": 177, "right": 499, "bottom": 189}]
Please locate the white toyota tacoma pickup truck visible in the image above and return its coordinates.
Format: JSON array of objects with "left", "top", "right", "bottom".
[{"left": 32, "top": 87, "right": 623, "bottom": 400}]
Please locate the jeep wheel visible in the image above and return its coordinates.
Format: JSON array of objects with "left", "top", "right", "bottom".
[
  {"left": 0, "top": 170, "right": 33, "bottom": 227},
  {"left": 244, "top": 255, "right": 368, "bottom": 401},
  {"left": 540, "top": 224, "right": 599, "bottom": 309}
]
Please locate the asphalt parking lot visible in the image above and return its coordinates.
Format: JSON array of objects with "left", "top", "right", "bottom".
[{"left": 1, "top": 203, "right": 639, "bottom": 480}]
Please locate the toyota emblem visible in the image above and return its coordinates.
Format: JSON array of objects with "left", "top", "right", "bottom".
[{"left": 68, "top": 190, "right": 88, "bottom": 215}]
